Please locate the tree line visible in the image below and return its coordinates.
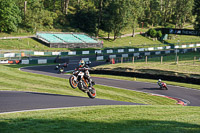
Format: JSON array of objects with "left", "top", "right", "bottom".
[{"left": 0, "top": 0, "right": 199, "bottom": 39}]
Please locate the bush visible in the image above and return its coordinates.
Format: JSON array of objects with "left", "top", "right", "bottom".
[
  {"left": 157, "top": 30, "right": 162, "bottom": 38},
  {"left": 149, "top": 28, "right": 157, "bottom": 38}
]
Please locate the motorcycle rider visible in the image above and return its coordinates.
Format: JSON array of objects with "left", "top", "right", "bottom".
[
  {"left": 157, "top": 79, "right": 163, "bottom": 88},
  {"left": 75, "top": 60, "right": 93, "bottom": 87},
  {"left": 55, "top": 64, "right": 61, "bottom": 70}
]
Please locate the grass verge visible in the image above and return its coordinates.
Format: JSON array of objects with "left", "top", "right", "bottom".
[{"left": 0, "top": 105, "right": 200, "bottom": 132}]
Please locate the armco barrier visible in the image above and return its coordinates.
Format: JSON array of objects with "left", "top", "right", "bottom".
[
  {"left": 6, "top": 47, "right": 199, "bottom": 64},
  {"left": 0, "top": 60, "right": 8, "bottom": 64},
  {"left": 90, "top": 70, "right": 200, "bottom": 85},
  {"left": 1, "top": 43, "right": 200, "bottom": 59}
]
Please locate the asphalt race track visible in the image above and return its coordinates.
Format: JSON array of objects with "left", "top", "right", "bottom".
[{"left": 1, "top": 59, "right": 200, "bottom": 113}]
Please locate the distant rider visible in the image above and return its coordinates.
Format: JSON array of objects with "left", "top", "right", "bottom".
[
  {"left": 75, "top": 60, "right": 92, "bottom": 87},
  {"left": 157, "top": 79, "right": 163, "bottom": 88}
]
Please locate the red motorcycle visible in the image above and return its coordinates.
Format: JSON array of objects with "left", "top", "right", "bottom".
[{"left": 158, "top": 82, "right": 168, "bottom": 90}]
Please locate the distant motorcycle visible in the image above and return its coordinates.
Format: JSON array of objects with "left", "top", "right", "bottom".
[
  {"left": 69, "top": 70, "right": 96, "bottom": 99},
  {"left": 55, "top": 64, "right": 64, "bottom": 74},
  {"left": 55, "top": 64, "right": 60, "bottom": 70},
  {"left": 57, "top": 67, "right": 64, "bottom": 74},
  {"left": 158, "top": 82, "right": 168, "bottom": 90}
]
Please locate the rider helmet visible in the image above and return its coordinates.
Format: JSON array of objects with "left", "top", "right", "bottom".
[
  {"left": 158, "top": 79, "right": 161, "bottom": 82},
  {"left": 79, "top": 60, "right": 85, "bottom": 67}
]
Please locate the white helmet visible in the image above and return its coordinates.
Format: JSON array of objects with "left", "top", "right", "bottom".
[{"left": 158, "top": 79, "right": 161, "bottom": 82}]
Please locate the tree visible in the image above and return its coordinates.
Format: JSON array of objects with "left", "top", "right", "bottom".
[
  {"left": 174, "top": 0, "right": 194, "bottom": 29},
  {"left": 24, "top": 0, "right": 57, "bottom": 32},
  {"left": 157, "top": 30, "right": 162, "bottom": 39},
  {"left": 0, "top": 0, "right": 21, "bottom": 32},
  {"left": 73, "top": 1, "right": 98, "bottom": 34},
  {"left": 193, "top": 0, "right": 200, "bottom": 30},
  {"left": 102, "top": 0, "right": 130, "bottom": 40},
  {"left": 128, "top": 0, "right": 144, "bottom": 37},
  {"left": 149, "top": 0, "right": 162, "bottom": 27}
]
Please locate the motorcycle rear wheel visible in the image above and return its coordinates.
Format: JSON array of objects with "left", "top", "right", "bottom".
[
  {"left": 69, "top": 76, "right": 78, "bottom": 89},
  {"left": 87, "top": 87, "right": 96, "bottom": 99}
]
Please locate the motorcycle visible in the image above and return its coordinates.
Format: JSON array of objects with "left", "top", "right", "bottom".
[
  {"left": 57, "top": 67, "right": 64, "bottom": 74},
  {"left": 55, "top": 64, "right": 65, "bottom": 74},
  {"left": 158, "top": 82, "right": 168, "bottom": 90},
  {"left": 69, "top": 70, "right": 96, "bottom": 99}
]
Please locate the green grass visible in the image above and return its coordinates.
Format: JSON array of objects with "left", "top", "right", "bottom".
[
  {"left": 101, "top": 35, "right": 163, "bottom": 48},
  {"left": 0, "top": 32, "right": 33, "bottom": 37},
  {"left": 0, "top": 105, "right": 200, "bottom": 133},
  {"left": 98, "top": 27, "right": 149, "bottom": 38},
  {"left": 166, "top": 35, "right": 200, "bottom": 44},
  {"left": 0, "top": 63, "right": 199, "bottom": 133},
  {"left": 0, "top": 64, "right": 176, "bottom": 105}
]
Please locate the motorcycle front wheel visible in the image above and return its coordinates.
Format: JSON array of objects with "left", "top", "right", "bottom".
[
  {"left": 87, "top": 87, "right": 96, "bottom": 99},
  {"left": 69, "top": 76, "right": 78, "bottom": 89}
]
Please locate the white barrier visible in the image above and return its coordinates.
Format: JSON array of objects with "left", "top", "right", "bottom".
[
  {"left": 157, "top": 47, "right": 163, "bottom": 50},
  {"left": 189, "top": 44, "right": 194, "bottom": 47},
  {"left": 165, "top": 51, "right": 170, "bottom": 54},
  {"left": 0, "top": 60, "right": 8, "bottom": 64},
  {"left": 82, "top": 58, "right": 89, "bottom": 61},
  {"left": 21, "top": 60, "right": 29, "bottom": 64},
  {"left": 34, "top": 51, "right": 44, "bottom": 55},
  {"left": 109, "top": 55, "right": 116, "bottom": 58},
  {"left": 95, "top": 50, "right": 102, "bottom": 54},
  {"left": 122, "top": 54, "right": 128, "bottom": 57},
  {"left": 148, "top": 47, "right": 154, "bottom": 51},
  {"left": 139, "top": 48, "right": 144, "bottom": 51},
  {"left": 175, "top": 45, "right": 179, "bottom": 48},
  {"left": 52, "top": 52, "right": 61, "bottom": 55},
  {"left": 128, "top": 49, "right": 134, "bottom": 52},
  {"left": 145, "top": 52, "right": 150, "bottom": 56},
  {"left": 68, "top": 51, "right": 76, "bottom": 55},
  {"left": 155, "top": 51, "right": 161, "bottom": 55},
  {"left": 107, "top": 50, "right": 113, "bottom": 54},
  {"left": 97, "top": 56, "right": 104, "bottom": 61},
  {"left": 182, "top": 45, "right": 187, "bottom": 48},
  {"left": 134, "top": 53, "right": 140, "bottom": 56},
  {"left": 4, "top": 53, "right": 15, "bottom": 58},
  {"left": 118, "top": 49, "right": 124, "bottom": 53},
  {"left": 38, "top": 59, "right": 47, "bottom": 64},
  {"left": 82, "top": 51, "right": 89, "bottom": 54}
]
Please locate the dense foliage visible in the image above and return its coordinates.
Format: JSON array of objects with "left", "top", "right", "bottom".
[
  {"left": 0, "top": 0, "right": 199, "bottom": 37},
  {"left": 193, "top": 0, "right": 200, "bottom": 30},
  {"left": 0, "top": 0, "right": 21, "bottom": 32}
]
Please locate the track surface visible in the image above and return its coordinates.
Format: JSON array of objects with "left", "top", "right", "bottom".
[{"left": 1, "top": 58, "right": 200, "bottom": 113}]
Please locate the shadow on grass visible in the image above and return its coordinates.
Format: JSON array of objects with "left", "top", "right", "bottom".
[{"left": 0, "top": 118, "right": 199, "bottom": 132}]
